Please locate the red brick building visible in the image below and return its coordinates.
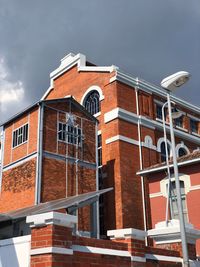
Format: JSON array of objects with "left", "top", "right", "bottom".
[
  {"left": 41, "top": 53, "right": 200, "bottom": 236},
  {"left": 0, "top": 97, "right": 98, "bottom": 237},
  {"left": 1, "top": 52, "right": 200, "bottom": 266},
  {"left": 138, "top": 150, "right": 200, "bottom": 256}
]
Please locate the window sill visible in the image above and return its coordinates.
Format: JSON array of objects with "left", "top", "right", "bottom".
[
  {"left": 192, "top": 132, "right": 200, "bottom": 137},
  {"left": 94, "top": 112, "right": 101, "bottom": 118},
  {"left": 175, "top": 126, "right": 188, "bottom": 132},
  {"left": 156, "top": 118, "right": 169, "bottom": 125}
]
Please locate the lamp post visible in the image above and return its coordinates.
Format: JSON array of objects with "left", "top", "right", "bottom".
[
  {"left": 161, "top": 101, "right": 173, "bottom": 225},
  {"left": 161, "top": 71, "right": 190, "bottom": 267}
]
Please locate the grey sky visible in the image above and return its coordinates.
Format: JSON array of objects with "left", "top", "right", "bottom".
[{"left": 0, "top": 0, "right": 200, "bottom": 123}]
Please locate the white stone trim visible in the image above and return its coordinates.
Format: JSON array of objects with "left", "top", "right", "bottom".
[
  {"left": 106, "top": 135, "right": 157, "bottom": 151},
  {"left": 93, "top": 111, "right": 101, "bottom": 118},
  {"left": 115, "top": 70, "right": 200, "bottom": 115},
  {"left": 78, "top": 66, "right": 116, "bottom": 73},
  {"left": 80, "top": 85, "right": 105, "bottom": 106},
  {"left": 144, "top": 135, "right": 157, "bottom": 150},
  {"left": 160, "top": 173, "right": 191, "bottom": 197},
  {"left": 148, "top": 220, "right": 200, "bottom": 245},
  {"left": 190, "top": 185, "right": 200, "bottom": 191},
  {"left": 149, "top": 192, "right": 163, "bottom": 198},
  {"left": 104, "top": 107, "right": 200, "bottom": 145},
  {"left": 0, "top": 235, "right": 31, "bottom": 246},
  {"left": 107, "top": 228, "right": 147, "bottom": 241},
  {"left": 110, "top": 75, "right": 117, "bottom": 83},
  {"left": 72, "top": 245, "right": 131, "bottom": 258},
  {"left": 41, "top": 53, "right": 116, "bottom": 100},
  {"left": 106, "top": 135, "right": 139, "bottom": 146},
  {"left": 26, "top": 211, "right": 77, "bottom": 228},
  {"left": 131, "top": 256, "right": 146, "bottom": 262},
  {"left": 157, "top": 137, "right": 172, "bottom": 157},
  {"left": 145, "top": 253, "right": 182, "bottom": 263},
  {"left": 2, "top": 152, "right": 37, "bottom": 172},
  {"left": 31, "top": 247, "right": 73, "bottom": 256},
  {"left": 50, "top": 53, "right": 85, "bottom": 80},
  {"left": 104, "top": 107, "right": 138, "bottom": 125},
  {"left": 176, "top": 142, "right": 190, "bottom": 157},
  {"left": 137, "top": 157, "right": 200, "bottom": 176}
]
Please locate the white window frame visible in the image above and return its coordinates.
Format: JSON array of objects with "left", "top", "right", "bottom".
[
  {"left": 12, "top": 123, "right": 29, "bottom": 149},
  {"left": 58, "top": 122, "right": 82, "bottom": 147},
  {"left": 176, "top": 143, "right": 189, "bottom": 158},
  {"left": 160, "top": 174, "right": 190, "bottom": 222}
]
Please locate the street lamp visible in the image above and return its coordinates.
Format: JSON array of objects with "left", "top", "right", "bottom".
[
  {"left": 161, "top": 71, "right": 190, "bottom": 267},
  {"left": 162, "top": 101, "right": 185, "bottom": 225}
]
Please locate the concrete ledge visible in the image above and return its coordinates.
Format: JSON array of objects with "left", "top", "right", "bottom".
[
  {"left": 107, "top": 228, "right": 147, "bottom": 241},
  {"left": 72, "top": 245, "right": 131, "bottom": 258},
  {"left": 148, "top": 220, "right": 200, "bottom": 244},
  {"left": 31, "top": 247, "right": 73, "bottom": 256},
  {"left": 26, "top": 211, "right": 77, "bottom": 228}
]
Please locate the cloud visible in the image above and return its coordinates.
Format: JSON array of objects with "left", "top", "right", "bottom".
[
  {"left": 0, "top": 0, "right": 200, "bottom": 124},
  {"left": 0, "top": 57, "right": 25, "bottom": 114}
]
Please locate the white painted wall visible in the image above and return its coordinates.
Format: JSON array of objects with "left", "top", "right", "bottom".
[{"left": 0, "top": 235, "right": 31, "bottom": 267}]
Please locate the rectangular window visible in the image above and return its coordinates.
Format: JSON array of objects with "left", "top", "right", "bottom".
[
  {"left": 169, "top": 181, "right": 188, "bottom": 222},
  {"left": 98, "top": 134, "right": 102, "bottom": 167},
  {"left": 156, "top": 105, "right": 162, "bottom": 120},
  {"left": 156, "top": 104, "right": 167, "bottom": 121},
  {"left": 12, "top": 124, "right": 29, "bottom": 148},
  {"left": 58, "top": 122, "right": 82, "bottom": 146},
  {"left": 190, "top": 119, "right": 198, "bottom": 134},
  {"left": 175, "top": 116, "right": 183, "bottom": 128}
]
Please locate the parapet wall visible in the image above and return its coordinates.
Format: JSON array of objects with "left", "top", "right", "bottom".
[{"left": 26, "top": 212, "right": 194, "bottom": 267}]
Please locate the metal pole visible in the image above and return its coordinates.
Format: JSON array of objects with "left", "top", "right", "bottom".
[
  {"left": 167, "top": 92, "right": 189, "bottom": 267},
  {"left": 162, "top": 102, "right": 172, "bottom": 226}
]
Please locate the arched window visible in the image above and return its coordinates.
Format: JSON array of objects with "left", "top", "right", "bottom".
[
  {"left": 160, "top": 142, "right": 170, "bottom": 162},
  {"left": 178, "top": 147, "right": 187, "bottom": 158},
  {"left": 84, "top": 91, "right": 100, "bottom": 115}
]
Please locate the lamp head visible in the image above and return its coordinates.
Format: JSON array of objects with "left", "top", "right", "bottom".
[{"left": 161, "top": 71, "right": 190, "bottom": 91}]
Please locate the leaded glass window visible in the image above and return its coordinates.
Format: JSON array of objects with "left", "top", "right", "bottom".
[{"left": 84, "top": 91, "right": 100, "bottom": 115}]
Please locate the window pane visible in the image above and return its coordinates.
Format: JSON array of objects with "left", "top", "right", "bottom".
[
  {"left": 160, "top": 142, "right": 170, "bottom": 162},
  {"left": 178, "top": 148, "right": 187, "bottom": 157},
  {"left": 84, "top": 91, "right": 100, "bottom": 115},
  {"left": 169, "top": 181, "right": 188, "bottom": 222},
  {"left": 156, "top": 105, "right": 162, "bottom": 120},
  {"left": 190, "top": 119, "right": 198, "bottom": 133},
  {"left": 175, "top": 117, "right": 183, "bottom": 128},
  {"left": 12, "top": 124, "right": 29, "bottom": 148}
]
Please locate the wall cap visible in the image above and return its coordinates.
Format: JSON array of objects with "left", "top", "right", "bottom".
[
  {"left": 148, "top": 220, "right": 200, "bottom": 244},
  {"left": 26, "top": 211, "right": 77, "bottom": 228},
  {"left": 107, "top": 228, "right": 147, "bottom": 241}
]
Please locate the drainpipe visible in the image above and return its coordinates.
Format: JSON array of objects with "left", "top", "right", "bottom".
[
  {"left": 135, "top": 78, "right": 148, "bottom": 245},
  {"left": 95, "top": 121, "right": 100, "bottom": 239},
  {"left": 35, "top": 102, "right": 44, "bottom": 204},
  {"left": 0, "top": 128, "right": 5, "bottom": 193}
]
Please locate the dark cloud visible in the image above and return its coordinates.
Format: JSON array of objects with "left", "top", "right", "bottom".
[{"left": 0, "top": 0, "right": 200, "bottom": 123}]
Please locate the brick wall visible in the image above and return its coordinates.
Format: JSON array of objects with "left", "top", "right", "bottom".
[
  {"left": 28, "top": 212, "right": 184, "bottom": 267},
  {"left": 43, "top": 62, "right": 200, "bottom": 236},
  {"left": 3, "top": 107, "right": 38, "bottom": 166},
  {"left": 148, "top": 163, "right": 200, "bottom": 256},
  {"left": 0, "top": 158, "right": 36, "bottom": 212}
]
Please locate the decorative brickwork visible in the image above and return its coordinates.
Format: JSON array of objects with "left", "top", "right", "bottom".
[{"left": 0, "top": 158, "right": 36, "bottom": 212}]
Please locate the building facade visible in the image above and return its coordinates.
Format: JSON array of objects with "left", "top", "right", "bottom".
[
  {"left": 41, "top": 53, "right": 200, "bottom": 236},
  {"left": 1, "top": 52, "right": 200, "bottom": 265},
  {"left": 0, "top": 97, "right": 98, "bottom": 238},
  {"left": 138, "top": 150, "right": 200, "bottom": 255}
]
